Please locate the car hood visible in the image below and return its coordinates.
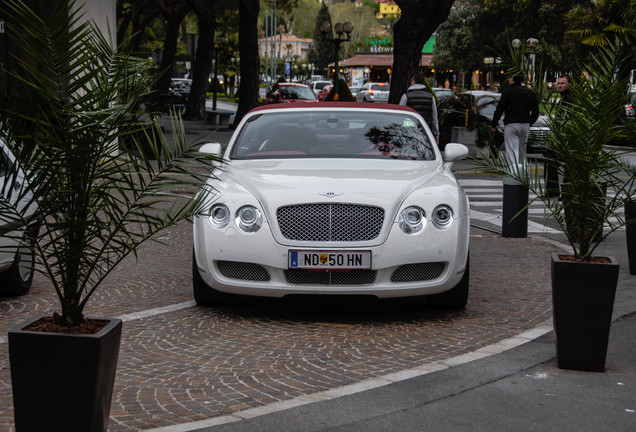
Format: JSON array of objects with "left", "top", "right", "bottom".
[{"left": 219, "top": 158, "right": 451, "bottom": 215}]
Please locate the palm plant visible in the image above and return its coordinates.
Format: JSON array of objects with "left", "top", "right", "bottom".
[
  {"left": 0, "top": 0, "right": 218, "bottom": 327},
  {"left": 472, "top": 37, "right": 636, "bottom": 261}
]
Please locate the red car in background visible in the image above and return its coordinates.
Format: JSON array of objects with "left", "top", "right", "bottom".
[
  {"left": 316, "top": 85, "right": 333, "bottom": 102},
  {"left": 263, "top": 83, "right": 318, "bottom": 104}
]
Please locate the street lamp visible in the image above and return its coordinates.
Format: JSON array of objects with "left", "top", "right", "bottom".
[
  {"left": 212, "top": 34, "right": 228, "bottom": 111},
  {"left": 511, "top": 38, "right": 539, "bottom": 83},
  {"left": 320, "top": 20, "right": 353, "bottom": 99}
]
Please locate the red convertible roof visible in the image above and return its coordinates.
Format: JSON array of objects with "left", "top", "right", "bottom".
[{"left": 248, "top": 102, "right": 418, "bottom": 114}]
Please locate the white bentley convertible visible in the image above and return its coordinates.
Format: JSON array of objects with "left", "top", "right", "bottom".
[{"left": 193, "top": 102, "right": 470, "bottom": 308}]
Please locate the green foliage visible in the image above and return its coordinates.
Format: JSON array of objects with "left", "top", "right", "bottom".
[
  {"left": 0, "top": 0, "right": 219, "bottom": 326},
  {"left": 565, "top": 0, "right": 636, "bottom": 82},
  {"left": 470, "top": 38, "right": 636, "bottom": 261},
  {"left": 475, "top": 121, "right": 495, "bottom": 148},
  {"left": 434, "top": 0, "right": 583, "bottom": 75}
]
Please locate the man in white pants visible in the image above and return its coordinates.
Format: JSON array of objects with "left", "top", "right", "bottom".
[{"left": 491, "top": 75, "right": 540, "bottom": 171}]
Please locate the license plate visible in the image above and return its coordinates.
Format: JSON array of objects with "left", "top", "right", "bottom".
[{"left": 289, "top": 250, "right": 371, "bottom": 270}]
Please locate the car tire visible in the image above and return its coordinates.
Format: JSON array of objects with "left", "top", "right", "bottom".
[
  {"left": 192, "top": 250, "right": 235, "bottom": 306},
  {"left": 0, "top": 228, "right": 36, "bottom": 297},
  {"left": 427, "top": 255, "right": 469, "bottom": 310}
]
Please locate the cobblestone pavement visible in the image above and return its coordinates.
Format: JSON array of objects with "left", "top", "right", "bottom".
[{"left": 0, "top": 219, "right": 559, "bottom": 432}]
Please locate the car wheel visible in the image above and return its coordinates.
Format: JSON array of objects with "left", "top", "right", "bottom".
[
  {"left": 0, "top": 229, "right": 36, "bottom": 296},
  {"left": 427, "top": 255, "right": 469, "bottom": 310},
  {"left": 192, "top": 250, "right": 235, "bottom": 306}
]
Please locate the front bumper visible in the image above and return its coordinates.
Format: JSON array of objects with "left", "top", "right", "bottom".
[{"left": 193, "top": 213, "right": 469, "bottom": 299}]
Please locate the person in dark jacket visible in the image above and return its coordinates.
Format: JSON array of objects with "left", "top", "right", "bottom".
[
  {"left": 491, "top": 75, "right": 540, "bottom": 167},
  {"left": 545, "top": 74, "right": 572, "bottom": 198},
  {"left": 399, "top": 74, "right": 439, "bottom": 144}
]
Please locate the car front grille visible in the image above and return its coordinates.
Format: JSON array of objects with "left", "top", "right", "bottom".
[
  {"left": 216, "top": 261, "right": 270, "bottom": 281},
  {"left": 277, "top": 204, "right": 384, "bottom": 242},
  {"left": 390, "top": 262, "right": 446, "bottom": 282},
  {"left": 285, "top": 269, "right": 376, "bottom": 285}
]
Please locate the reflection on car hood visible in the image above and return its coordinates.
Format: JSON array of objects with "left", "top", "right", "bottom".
[{"left": 221, "top": 158, "right": 451, "bottom": 214}]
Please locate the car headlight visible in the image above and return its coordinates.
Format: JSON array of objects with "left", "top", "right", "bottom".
[
  {"left": 209, "top": 204, "right": 230, "bottom": 229},
  {"left": 399, "top": 206, "right": 426, "bottom": 234},
  {"left": 235, "top": 205, "right": 263, "bottom": 233},
  {"left": 433, "top": 204, "right": 454, "bottom": 229}
]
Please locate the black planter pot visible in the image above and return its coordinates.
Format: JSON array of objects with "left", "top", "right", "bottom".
[
  {"left": 551, "top": 254, "right": 618, "bottom": 372},
  {"left": 9, "top": 315, "right": 122, "bottom": 432}
]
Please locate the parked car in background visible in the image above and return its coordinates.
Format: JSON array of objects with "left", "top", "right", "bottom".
[
  {"left": 0, "top": 138, "right": 39, "bottom": 296},
  {"left": 309, "top": 80, "right": 332, "bottom": 94},
  {"left": 356, "top": 82, "right": 390, "bottom": 103},
  {"left": 263, "top": 83, "right": 318, "bottom": 104},
  {"left": 316, "top": 84, "right": 333, "bottom": 102},
  {"left": 349, "top": 85, "right": 362, "bottom": 96},
  {"left": 193, "top": 102, "right": 471, "bottom": 309},
  {"left": 432, "top": 87, "right": 453, "bottom": 104},
  {"left": 169, "top": 78, "right": 192, "bottom": 102}
]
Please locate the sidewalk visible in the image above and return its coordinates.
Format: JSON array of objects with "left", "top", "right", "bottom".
[{"left": 152, "top": 117, "right": 636, "bottom": 432}]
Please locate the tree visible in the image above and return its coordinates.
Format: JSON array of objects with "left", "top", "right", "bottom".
[
  {"left": 234, "top": 0, "right": 261, "bottom": 126},
  {"left": 434, "top": 0, "right": 587, "bottom": 87},
  {"left": 156, "top": 1, "right": 192, "bottom": 103},
  {"left": 308, "top": 2, "right": 334, "bottom": 76},
  {"left": 566, "top": 0, "right": 636, "bottom": 82},
  {"left": 184, "top": 0, "right": 217, "bottom": 120},
  {"left": 330, "top": 0, "right": 383, "bottom": 57},
  {"left": 389, "top": 0, "right": 455, "bottom": 104},
  {"left": 285, "top": 0, "right": 321, "bottom": 38},
  {"left": 117, "top": 0, "right": 161, "bottom": 52}
]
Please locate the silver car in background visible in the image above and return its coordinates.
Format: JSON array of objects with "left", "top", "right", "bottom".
[{"left": 356, "top": 82, "right": 390, "bottom": 103}]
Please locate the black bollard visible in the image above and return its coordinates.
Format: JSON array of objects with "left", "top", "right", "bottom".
[
  {"left": 502, "top": 176, "right": 529, "bottom": 238},
  {"left": 625, "top": 199, "right": 636, "bottom": 275}
]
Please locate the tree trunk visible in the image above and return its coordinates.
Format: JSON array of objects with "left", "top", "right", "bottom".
[
  {"left": 233, "top": 0, "right": 260, "bottom": 127},
  {"left": 390, "top": 0, "right": 455, "bottom": 104},
  {"left": 184, "top": 0, "right": 216, "bottom": 120},
  {"left": 156, "top": 3, "right": 192, "bottom": 105}
]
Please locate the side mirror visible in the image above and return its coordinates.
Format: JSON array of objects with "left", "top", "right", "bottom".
[
  {"left": 199, "top": 142, "right": 223, "bottom": 167},
  {"left": 443, "top": 143, "right": 469, "bottom": 166}
]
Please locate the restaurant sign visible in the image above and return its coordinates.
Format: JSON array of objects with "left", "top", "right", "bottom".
[{"left": 366, "top": 35, "right": 393, "bottom": 53}]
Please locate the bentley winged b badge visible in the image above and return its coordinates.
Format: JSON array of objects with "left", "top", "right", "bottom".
[{"left": 318, "top": 192, "right": 343, "bottom": 198}]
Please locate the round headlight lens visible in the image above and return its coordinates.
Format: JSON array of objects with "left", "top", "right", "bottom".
[
  {"left": 433, "top": 205, "right": 454, "bottom": 229},
  {"left": 209, "top": 204, "right": 230, "bottom": 229},
  {"left": 235, "top": 205, "right": 263, "bottom": 233},
  {"left": 399, "top": 206, "right": 426, "bottom": 234}
]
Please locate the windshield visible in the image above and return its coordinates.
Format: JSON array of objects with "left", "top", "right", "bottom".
[
  {"left": 371, "top": 84, "right": 388, "bottom": 91},
  {"left": 231, "top": 111, "right": 436, "bottom": 161},
  {"left": 281, "top": 86, "right": 316, "bottom": 100},
  {"left": 314, "top": 82, "right": 330, "bottom": 91}
]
